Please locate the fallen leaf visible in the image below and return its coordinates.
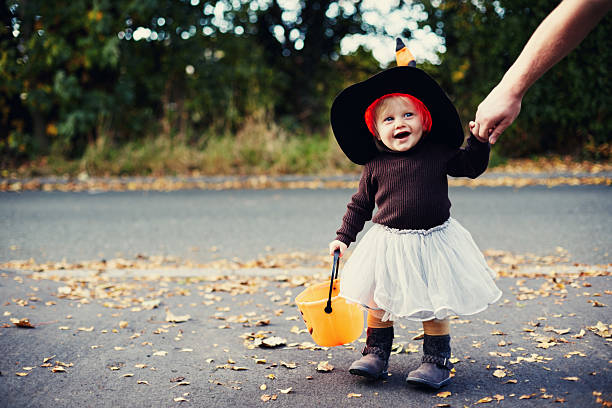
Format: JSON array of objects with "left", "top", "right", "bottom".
[
  {"left": 280, "top": 361, "right": 297, "bottom": 369},
  {"left": 231, "top": 366, "right": 249, "bottom": 371},
  {"left": 173, "top": 397, "right": 189, "bottom": 402},
  {"left": 153, "top": 350, "right": 168, "bottom": 356},
  {"left": 493, "top": 370, "right": 506, "bottom": 378},
  {"left": 316, "top": 361, "right": 334, "bottom": 372},
  {"left": 260, "top": 336, "right": 287, "bottom": 348},
  {"left": 16, "top": 372, "right": 29, "bottom": 377},
  {"left": 137, "top": 380, "right": 149, "bottom": 385},
  {"left": 279, "top": 387, "right": 292, "bottom": 394},
  {"left": 119, "top": 321, "right": 128, "bottom": 329},
  {"left": 51, "top": 366, "right": 66, "bottom": 373},
  {"left": 347, "top": 393, "right": 362, "bottom": 398},
  {"left": 78, "top": 326, "right": 94, "bottom": 332},
  {"left": 123, "top": 373, "right": 134, "bottom": 377},
  {"left": 552, "top": 327, "right": 570, "bottom": 335},
  {"left": 169, "top": 381, "right": 190, "bottom": 389},
  {"left": 562, "top": 376, "right": 579, "bottom": 381},
  {"left": 10, "top": 318, "right": 35, "bottom": 328},
  {"left": 475, "top": 397, "right": 493, "bottom": 404},
  {"left": 260, "top": 384, "right": 267, "bottom": 391},
  {"left": 165, "top": 308, "right": 191, "bottom": 323},
  {"left": 436, "top": 391, "right": 452, "bottom": 398}
]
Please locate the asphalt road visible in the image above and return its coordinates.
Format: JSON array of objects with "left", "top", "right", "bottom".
[
  {"left": 0, "top": 270, "right": 610, "bottom": 408},
  {"left": 1, "top": 185, "right": 611, "bottom": 264}
]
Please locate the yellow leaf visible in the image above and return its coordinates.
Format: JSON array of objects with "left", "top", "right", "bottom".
[
  {"left": 173, "top": 397, "right": 189, "bottom": 402},
  {"left": 316, "top": 361, "right": 334, "bottom": 372},
  {"left": 279, "top": 387, "right": 292, "bottom": 394},
  {"left": 347, "top": 393, "right": 362, "bottom": 398},
  {"left": 436, "top": 391, "right": 452, "bottom": 398},
  {"left": 280, "top": 361, "right": 297, "bottom": 369},
  {"left": 137, "top": 380, "right": 149, "bottom": 385},
  {"left": 493, "top": 370, "right": 506, "bottom": 378},
  {"left": 562, "top": 376, "right": 579, "bottom": 381},
  {"left": 119, "top": 321, "right": 128, "bottom": 329},
  {"left": 16, "top": 372, "right": 29, "bottom": 377},
  {"left": 260, "top": 384, "right": 267, "bottom": 391},
  {"left": 475, "top": 397, "right": 493, "bottom": 403},
  {"left": 122, "top": 373, "right": 134, "bottom": 377}
]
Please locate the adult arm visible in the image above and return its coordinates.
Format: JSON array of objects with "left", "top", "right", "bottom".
[{"left": 473, "top": 0, "right": 612, "bottom": 143}]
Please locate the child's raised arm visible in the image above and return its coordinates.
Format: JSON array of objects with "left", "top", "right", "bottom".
[{"left": 446, "top": 128, "right": 491, "bottom": 179}]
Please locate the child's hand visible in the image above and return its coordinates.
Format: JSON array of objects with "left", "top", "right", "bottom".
[
  {"left": 469, "top": 121, "right": 489, "bottom": 143},
  {"left": 329, "top": 240, "right": 348, "bottom": 257}
]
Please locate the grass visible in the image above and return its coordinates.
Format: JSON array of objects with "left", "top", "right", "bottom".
[
  {"left": 4, "top": 117, "right": 609, "bottom": 179},
  {"left": 7, "top": 118, "right": 358, "bottom": 178}
]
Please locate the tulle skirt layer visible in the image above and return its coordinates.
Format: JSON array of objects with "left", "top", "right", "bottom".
[{"left": 339, "top": 218, "right": 502, "bottom": 322}]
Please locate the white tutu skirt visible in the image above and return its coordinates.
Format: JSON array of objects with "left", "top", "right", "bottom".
[{"left": 339, "top": 218, "right": 502, "bottom": 322}]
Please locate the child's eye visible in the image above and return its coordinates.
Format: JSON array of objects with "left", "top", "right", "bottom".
[
  {"left": 383, "top": 116, "right": 393, "bottom": 122},
  {"left": 404, "top": 112, "right": 414, "bottom": 118}
]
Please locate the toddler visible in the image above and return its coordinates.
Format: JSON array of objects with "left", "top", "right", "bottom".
[{"left": 328, "top": 39, "right": 502, "bottom": 389}]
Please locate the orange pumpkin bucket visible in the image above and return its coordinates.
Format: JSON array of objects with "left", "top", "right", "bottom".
[{"left": 295, "top": 250, "right": 364, "bottom": 347}]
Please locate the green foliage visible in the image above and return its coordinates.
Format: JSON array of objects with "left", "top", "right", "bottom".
[{"left": 1, "top": 0, "right": 609, "bottom": 173}]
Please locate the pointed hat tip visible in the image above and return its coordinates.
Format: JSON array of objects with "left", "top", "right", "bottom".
[{"left": 395, "top": 37, "right": 406, "bottom": 52}]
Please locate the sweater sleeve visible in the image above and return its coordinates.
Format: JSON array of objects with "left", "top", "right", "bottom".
[
  {"left": 335, "top": 164, "right": 376, "bottom": 246},
  {"left": 447, "top": 134, "right": 491, "bottom": 179}
]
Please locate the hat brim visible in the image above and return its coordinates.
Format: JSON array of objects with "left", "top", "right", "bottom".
[{"left": 331, "top": 66, "right": 464, "bottom": 165}]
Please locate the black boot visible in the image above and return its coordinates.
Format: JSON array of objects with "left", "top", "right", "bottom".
[
  {"left": 349, "top": 326, "right": 394, "bottom": 380},
  {"left": 405, "top": 334, "right": 453, "bottom": 389}
]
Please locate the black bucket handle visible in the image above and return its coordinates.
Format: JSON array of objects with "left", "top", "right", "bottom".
[{"left": 324, "top": 249, "right": 341, "bottom": 314}]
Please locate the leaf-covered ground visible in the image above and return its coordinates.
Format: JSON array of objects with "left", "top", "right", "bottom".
[
  {"left": 2, "top": 157, "right": 611, "bottom": 192},
  {"left": 0, "top": 251, "right": 610, "bottom": 407}
]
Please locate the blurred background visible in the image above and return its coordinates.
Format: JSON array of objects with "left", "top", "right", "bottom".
[{"left": 1, "top": 0, "right": 610, "bottom": 177}]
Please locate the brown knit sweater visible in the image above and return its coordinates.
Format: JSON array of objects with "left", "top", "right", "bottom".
[{"left": 335, "top": 135, "right": 490, "bottom": 246}]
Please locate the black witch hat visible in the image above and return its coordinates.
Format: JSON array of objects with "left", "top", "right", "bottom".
[{"left": 330, "top": 39, "right": 464, "bottom": 165}]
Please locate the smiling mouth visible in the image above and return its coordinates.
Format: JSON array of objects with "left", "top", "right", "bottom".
[{"left": 393, "top": 132, "right": 411, "bottom": 139}]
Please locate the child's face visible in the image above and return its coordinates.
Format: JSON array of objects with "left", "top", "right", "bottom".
[{"left": 375, "top": 96, "right": 424, "bottom": 152}]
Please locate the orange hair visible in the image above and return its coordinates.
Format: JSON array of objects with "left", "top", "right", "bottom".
[{"left": 364, "top": 93, "right": 432, "bottom": 137}]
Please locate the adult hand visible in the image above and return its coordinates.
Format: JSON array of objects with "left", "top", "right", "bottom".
[
  {"left": 473, "top": 84, "right": 522, "bottom": 144},
  {"left": 328, "top": 240, "right": 348, "bottom": 257}
]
